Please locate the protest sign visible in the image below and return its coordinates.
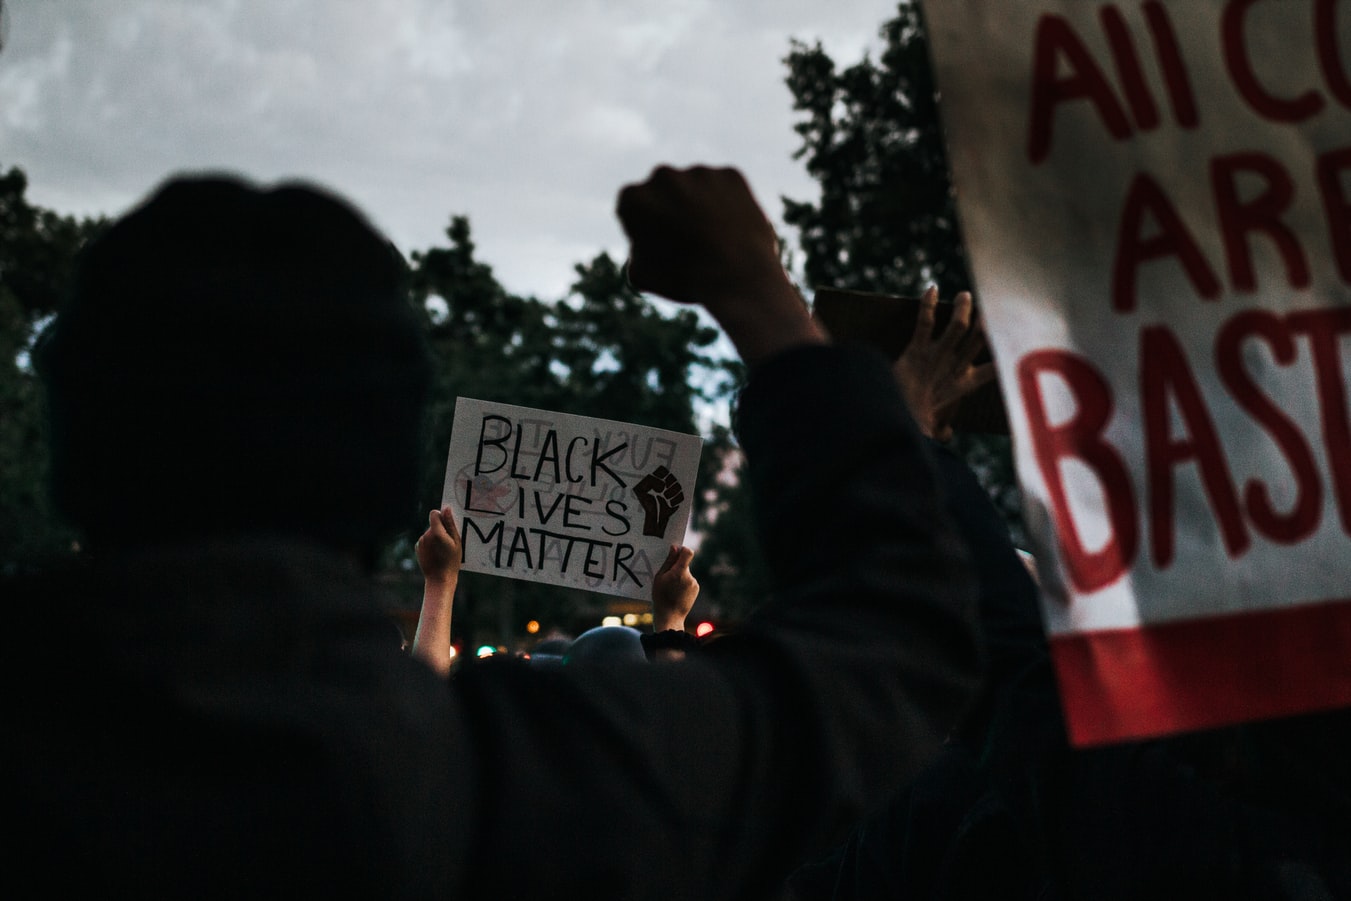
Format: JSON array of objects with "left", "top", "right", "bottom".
[
  {"left": 922, "top": 0, "right": 1351, "bottom": 744},
  {"left": 441, "top": 398, "right": 703, "bottom": 600}
]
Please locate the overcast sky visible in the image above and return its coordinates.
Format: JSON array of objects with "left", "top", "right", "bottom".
[{"left": 1, "top": 0, "right": 898, "bottom": 300}]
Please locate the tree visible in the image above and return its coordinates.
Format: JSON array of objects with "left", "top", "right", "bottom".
[
  {"left": 687, "top": 437, "right": 770, "bottom": 626},
  {"left": 401, "top": 217, "right": 732, "bottom": 649},
  {"left": 783, "top": 4, "right": 970, "bottom": 299},
  {"left": 0, "top": 166, "right": 105, "bottom": 572},
  {"left": 692, "top": 3, "right": 1030, "bottom": 619},
  {"left": 0, "top": 168, "right": 734, "bottom": 642},
  {"left": 552, "top": 252, "right": 721, "bottom": 435},
  {"left": 782, "top": 1, "right": 1026, "bottom": 545}
]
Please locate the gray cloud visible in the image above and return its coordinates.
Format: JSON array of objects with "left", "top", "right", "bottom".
[{"left": 1, "top": 0, "right": 892, "bottom": 297}]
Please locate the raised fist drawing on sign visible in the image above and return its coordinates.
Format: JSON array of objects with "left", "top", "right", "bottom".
[{"left": 634, "top": 466, "right": 684, "bottom": 537}]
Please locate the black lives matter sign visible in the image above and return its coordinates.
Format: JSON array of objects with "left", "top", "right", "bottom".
[{"left": 442, "top": 398, "right": 702, "bottom": 600}]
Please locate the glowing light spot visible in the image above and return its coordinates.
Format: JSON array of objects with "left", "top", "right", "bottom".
[
  {"left": 695, "top": 621, "right": 715, "bottom": 638},
  {"left": 622, "top": 613, "right": 638, "bottom": 626},
  {"left": 476, "top": 645, "right": 497, "bottom": 658},
  {"left": 601, "top": 616, "right": 623, "bottom": 628},
  {"left": 526, "top": 620, "right": 540, "bottom": 634}
]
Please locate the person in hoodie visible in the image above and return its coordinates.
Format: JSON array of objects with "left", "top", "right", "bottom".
[{"left": 9, "top": 164, "right": 980, "bottom": 900}]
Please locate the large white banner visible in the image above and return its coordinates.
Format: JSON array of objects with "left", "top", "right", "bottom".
[
  {"left": 441, "top": 399, "right": 703, "bottom": 600},
  {"left": 923, "top": 0, "right": 1350, "bottom": 744}
]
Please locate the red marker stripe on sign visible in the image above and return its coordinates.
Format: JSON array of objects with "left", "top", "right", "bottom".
[{"left": 1050, "top": 596, "right": 1351, "bottom": 746}]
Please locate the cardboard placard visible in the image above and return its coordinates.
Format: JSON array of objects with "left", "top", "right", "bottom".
[{"left": 441, "top": 399, "right": 703, "bottom": 600}]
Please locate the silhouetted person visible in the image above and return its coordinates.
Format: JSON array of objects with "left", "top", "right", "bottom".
[
  {"left": 13, "top": 177, "right": 448, "bottom": 899},
  {"left": 564, "top": 624, "right": 647, "bottom": 664},
  {"left": 8, "top": 166, "right": 982, "bottom": 900},
  {"left": 410, "top": 505, "right": 461, "bottom": 676}
]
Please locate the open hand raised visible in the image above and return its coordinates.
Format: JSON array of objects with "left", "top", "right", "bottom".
[{"left": 892, "top": 287, "right": 996, "bottom": 442}]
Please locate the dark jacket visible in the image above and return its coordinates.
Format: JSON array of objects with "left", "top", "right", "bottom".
[
  {"left": 788, "top": 442, "right": 1351, "bottom": 901},
  {"left": 8, "top": 345, "right": 982, "bottom": 900}
]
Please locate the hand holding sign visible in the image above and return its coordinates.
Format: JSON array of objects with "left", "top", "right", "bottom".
[
  {"left": 415, "top": 506, "right": 463, "bottom": 585},
  {"left": 652, "top": 544, "right": 699, "bottom": 634},
  {"left": 412, "top": 506, "right": 463, "bottom": 676}
]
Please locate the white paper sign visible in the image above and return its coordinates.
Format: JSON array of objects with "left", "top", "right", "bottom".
[
  {"left": 922, "top": 0, "right": 1351, "bottom": 744},
  {"left": 441, "top": 399, "right": 703, "bottom": 600}
]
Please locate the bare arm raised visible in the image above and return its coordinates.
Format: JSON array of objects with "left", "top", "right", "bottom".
[{"left": 411, "top": 505, "right": 462, "bottom": 677}]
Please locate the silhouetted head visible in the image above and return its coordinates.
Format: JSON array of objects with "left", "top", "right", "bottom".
[
  {"left": 37, "top": 175, "right": 432, "bottom": 553},
  {"left": 563, "top": 625, "right": 646, "bottom": 664},
  {"left": 532, "top": 636, "right": 574, "bottom": 657}
]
